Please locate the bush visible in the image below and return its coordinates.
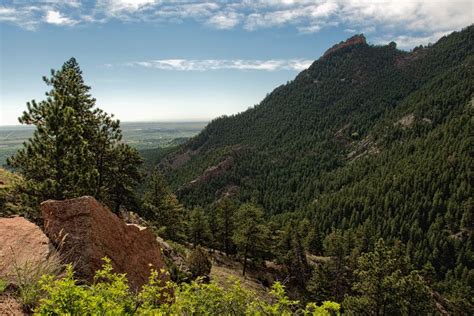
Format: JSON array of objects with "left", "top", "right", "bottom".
[
  {"left": 163, "top": 256, "right": 190, "bottom": 283},
  {"left": 35, "top": 257, "right": 340, "bottom": 315},
  {"left": 187, "top": 247, "right": 212, "bottom": 279},
  {"left": 36, "top": 259, "right": 136, "bottom": 315},
  {"left": 0, "top": 279, "right": 7, "bottom": 294},
  {"left": 37, "top": 266, "right": 95, "bottom": 315}
]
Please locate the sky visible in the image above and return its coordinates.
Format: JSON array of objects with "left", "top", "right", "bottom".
[{"left": 0, "top": 0, "right": 472, "bottom": 125}]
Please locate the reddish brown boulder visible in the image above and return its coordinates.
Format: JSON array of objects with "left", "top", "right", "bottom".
[
  {"left": 41, "top": 196, "right": 168, "bottom": 290},
  {"left": 0, "top": 217, "right": 58, "bottom": 283}
]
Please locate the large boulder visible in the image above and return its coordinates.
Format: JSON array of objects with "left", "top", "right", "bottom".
[
  {"left": 41, "top": 196, "right": 168, "bottom": 291},
  {"left": 0, "top": 217, "right": 58, "bottom": 283}
]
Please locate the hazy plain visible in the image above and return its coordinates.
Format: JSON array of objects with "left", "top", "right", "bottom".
[{"left": 0, "top": 121, "right": 207, "bottom": 166}]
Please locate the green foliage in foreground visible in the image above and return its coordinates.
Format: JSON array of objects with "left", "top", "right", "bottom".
[
  {"left": 35, "top": 258, "right": 340, "bottom": 315},
  {"left": 0, "top": 279, "right": 7, "bottom": 294}
]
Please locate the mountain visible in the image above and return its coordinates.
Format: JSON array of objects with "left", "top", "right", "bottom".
[
  {"left": 162, "top": 26, "right": 473, "bottom": 214},
  {"left": 157, "top": 26, "right": 473, "bottom": 299}
]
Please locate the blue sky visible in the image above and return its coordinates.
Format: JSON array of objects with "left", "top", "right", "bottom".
[{"left": 1, "top": 1, "right": 472, "bottom": 125}]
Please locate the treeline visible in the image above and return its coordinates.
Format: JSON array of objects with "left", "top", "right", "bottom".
[{"left": 141, "top": 176, "right": 439, "bottom": 313}]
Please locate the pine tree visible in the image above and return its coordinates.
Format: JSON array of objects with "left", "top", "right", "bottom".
[
  {"left": 90, "top": 110, "right": 122, "bottom": 201},
  {"left": 306, "top": 263, "right": 334, "bottom": 303},
  {"left": 323, "top": 229, "right": 352, "bottom": 301},
  {"left": 232, "top": 202, "right": 269, "bottom": 276},
  {"left": 306, "top": 225, "right": 324, "bottom": 256},
  {"left": 7, "top": 58, "right": 142, "bottom": 211},
  {"left": 106, "top": 144, "right": 143, "bottom": 214},
  {"left": 8, "top": 58, "right": 95, "bottom": 200},
  {"left": 460, "top": 197, "right": 473, "bottom": 229},
  {"left": 343, "top": 239, "right": 434, "bottom": 314},
  {"left": 214, "top": 197, "right": 238, "bottom": 255},
  {"left": 142, "top": 167, "right": 185, "bottom": 241},
  {"left": 187, "top": 246, "right": 212, "bottom": 279},
  {"left": 188, "top": 207, "right": 211, "bottom": 246},
  {"left": 276, "top": 222, "right": 310, "bottom": 289}
]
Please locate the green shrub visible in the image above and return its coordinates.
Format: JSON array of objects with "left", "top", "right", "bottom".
[
  {"left": 163, "top": 256, "right": 190, "bottom": 283},
  {"left": 0, "top": 279, "right": 7, "bottom": 294},
  {"left": 187, "top": 247, "right": 212, "bottom": 279},
  {"left": 35, "top": 257, "right": 340, "bottom": 315},
  {"left": 138, "top": 268, "right": 174, "bottom": 311},
  {"left": 36, "top": 266, "right": 93, "bottom": 315},
  {"left": 36, "top": 258, "right": 135, "bottom": 315},
  {"left": 166, "top": 240, "right": 189, "bottom": 258}
]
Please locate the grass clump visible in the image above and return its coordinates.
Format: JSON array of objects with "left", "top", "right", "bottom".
[
  {"left": 0, "top": 279, "right": 7, "bottom": 294},
  {"left": 11, "top": 255, "right": 62, "bottom": 311}
]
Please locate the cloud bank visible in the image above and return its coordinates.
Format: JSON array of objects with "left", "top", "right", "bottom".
[
  {"left": 125, "top": 59, "right": 314, "bottom": 71},
  {"left": 1, "top": 0, "right": 472, "bottom": 48}
]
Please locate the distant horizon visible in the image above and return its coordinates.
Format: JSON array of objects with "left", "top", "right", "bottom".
[{"left": 0, "top": 119, "right": 211, "bottom": 128}]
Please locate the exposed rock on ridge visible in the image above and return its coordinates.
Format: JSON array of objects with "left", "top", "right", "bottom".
[{"left": 323, "top": 34, "right": 367, "bottom": 57}]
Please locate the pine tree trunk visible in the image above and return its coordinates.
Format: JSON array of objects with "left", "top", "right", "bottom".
[{"left": 242, "top": 244, "right": 249, "bottom": 276}]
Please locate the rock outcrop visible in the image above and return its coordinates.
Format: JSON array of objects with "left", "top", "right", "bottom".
[
  {"left": 0, "top": 217, "right": 58, "bottom": 282},
  {"left": 41, "top": 196, "right": 168, "bottom": 291},
  {"left": 323, "top": 34, "right": 367, "bottom": 58},
  {"left": 395, "top": 46, "right": 427, "bottom": 68}
]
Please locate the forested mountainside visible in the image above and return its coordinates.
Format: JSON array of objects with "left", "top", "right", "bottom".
[
  {"left": 158, "top": 25, "right": 473, "bottom": 306},
  {"left": 162, "top": 27, "right": 473, "bottom": 214}
]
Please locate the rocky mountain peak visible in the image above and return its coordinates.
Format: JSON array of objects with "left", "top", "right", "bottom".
[{"left": 323, "top": 34, "right": 367, "bottom": 57}]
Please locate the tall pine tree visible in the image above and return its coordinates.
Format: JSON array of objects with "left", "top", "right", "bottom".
[
  {"left": 8, "top": 58, "right": 142, "bottom": 212},
  {"left": 142, "top": 167, "right": 185, "bottom": 241},
  {"left": 214, "top": 196, "right": 238, "bottom": 255},
  {"left": 232, "top": 202, "right": 269, "bottom": 276}
]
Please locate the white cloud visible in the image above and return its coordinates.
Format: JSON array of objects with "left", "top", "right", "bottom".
[
  {"left": 0, "top": 7, "right": 17, "bottom": 21},
  {"left": 153, "top": 3, "right": 220, "bottom": 20},
  {"left": 100, "top": 0, "right": 158, "bottom": 12},
  {"left": 125, "top": 59, "right": 314, "bottom": 71},
  {"left": 45, "top": 10, "right": 77, "bottom": 25},
  {"left": 1, "top": 0, "right": 472, "bottom": 50},
  {"left": 374, "top": 31, "right": 452, "bottom": 50},
  {"left": 337, "top": 0, "right": 472, "bottom": 33},
  {"left": 298, "top": 24, "right": 322, "bottom": 34},
  {"left": 0, "top": 5, "right": 41, "bottom": 30},
  {"left": 241, "top": 0, "right": 472, "bottom": 35},
  {"left": 45, "top": 0, "right": 82, "bottom": 8},
  {"left": 310, "top": 2, "right": 338, "bottom": 18},
  {"left": 207, "top": 11, "right": 242, "bottom": 29}
]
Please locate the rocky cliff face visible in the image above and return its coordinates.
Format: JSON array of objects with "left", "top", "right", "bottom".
[
  {"left": 322, "top": 34, "right": 367, "bottom": 57},
  {"left": 41, "top": 196, "right": 168, "bottom": 291}
]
